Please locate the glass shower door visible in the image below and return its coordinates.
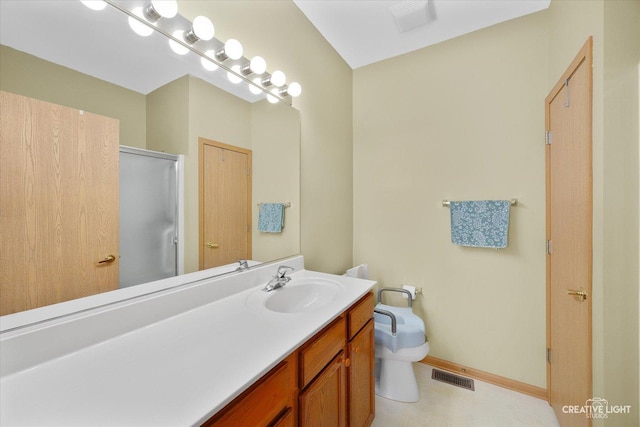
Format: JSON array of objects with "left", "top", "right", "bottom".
[{"left": 119, "top": 147, "right": 179, "bottom": 288}]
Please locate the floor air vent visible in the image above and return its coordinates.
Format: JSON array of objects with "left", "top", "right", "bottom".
[{"left": 431, "top": 369, "right": 475, "bottom": 391}]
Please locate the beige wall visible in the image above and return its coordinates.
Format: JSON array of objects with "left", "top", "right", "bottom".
[
  {"left": 353, "top": 11, "right": 549, "bottom": 388},
  {"left": 0, "top": 45, "right": 146, "bottom": 148},
  {"left": 353, "top": 0, "right": 638, "bottom": 421},
  {"left": 178, "top": 1, "right": 354, "bottom": 275},
  {"left": 146, "top": 75, "right": 190, "bottom": 156},
  {"left": 601, "top": 1, "right": 639, "bottom": 424},
  {"left": 251, "top": 100, "right": 301, "bottom": 262}
]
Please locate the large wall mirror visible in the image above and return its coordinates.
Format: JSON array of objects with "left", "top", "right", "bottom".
[{"left": 0, "top": 1, "right": 300, "bottom": 320}]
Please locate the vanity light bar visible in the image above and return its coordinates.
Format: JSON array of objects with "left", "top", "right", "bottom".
[{"left": 97, "top": 0, "right": 300, "bottom": 105}]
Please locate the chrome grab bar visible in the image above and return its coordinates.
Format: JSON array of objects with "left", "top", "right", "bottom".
[
  {"left": 378, "top": 287, "right": 413, "bottom": 308},
  {"left": 374, "top": 308, "right": 397, "bottom": 336}
]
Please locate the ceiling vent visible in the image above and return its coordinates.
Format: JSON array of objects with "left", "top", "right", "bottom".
[{"left": 389, "top": 0, "right": 437, "bottom": 33}]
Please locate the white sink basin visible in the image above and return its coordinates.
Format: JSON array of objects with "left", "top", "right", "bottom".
[{"left": 246, "top": 277, "right": 344, "bottom": 313}]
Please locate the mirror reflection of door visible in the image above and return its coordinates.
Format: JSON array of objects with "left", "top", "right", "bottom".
[
  {"left": 0, "top": 91, "right": 119, "bottom": 315},
  {"left": 199, "top": 138, "right": 252, "bottom": 270}
]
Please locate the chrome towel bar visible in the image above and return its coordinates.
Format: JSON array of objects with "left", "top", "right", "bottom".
[
  {"left": 257, "top": 202, "right": 291, "bottom": 207},
  {"left": 442, "top": 199, "right": 518, "bottom": 207}
]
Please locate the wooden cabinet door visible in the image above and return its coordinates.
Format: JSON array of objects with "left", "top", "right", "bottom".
[
  {"left": 348, "top": 320, "right": 375, "bottom": 427},
  {"left": 0, "top": 91, "right": 119, "bottom": 315},
  {"left": 299, "top": 352, "right": 347, "bottom": 427},
  {"left": 271, "top": 408, "right": 295, "bottom": 427}
]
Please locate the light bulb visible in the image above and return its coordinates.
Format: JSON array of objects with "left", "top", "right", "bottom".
[
  {"left": 169, "top": 31, "right": 189, "bottom": 55},
  {"left": 81, "top": 1, "right": 107, "bottom": 11},
  {"left": 224, "top": 39, "right": 243, "bottom": 60},
  {"left": 201, "top": 50, "right": 219, "bottom": 71},
  {"left": 227, "top": 65, "right": 242, "bottom": 84},
  {"left": 242, "top": 56, "right": 267, "bottom": 75},
  {"left": 270, "top": 70, "right": 286, "bottom": 87},
  {"left": 287, "top": 82, "right": 302, "bottom": 97},
  {"left": 128, "top": 7, "right": 154, "bottom": 37},
  {"left": 185, "top": 16, "right": 214, "bottom": 43},
  {"left": 249, "top": 78, "right": 263, "bottom": 95},
  {"left": 249, "top": 56, "right": 267, "bottom": 74},
  {"left": 150, "top": 0, "right": 178, "bottom": 18}
]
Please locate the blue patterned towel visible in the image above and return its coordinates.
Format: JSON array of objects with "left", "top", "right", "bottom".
[
  {"left": 450, "top": 200, "right": 511, "bottom": 248},
  {"left": 258, "top": 203, "right": 285, "bottom": 233}
]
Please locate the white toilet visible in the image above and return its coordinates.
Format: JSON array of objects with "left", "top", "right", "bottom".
[
  {"left": 374, "top": 288, "right": 430, "bottom": 402},
  {"left": 344, "top": 266, "right": 430, "bottom": 402}
]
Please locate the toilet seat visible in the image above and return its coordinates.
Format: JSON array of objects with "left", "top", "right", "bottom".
[
  {"left": 374, "top": 303, "right": 426, "bottom": 352},
  {"left": 376, "top": 340, "right": 430, "bottom": 362}
]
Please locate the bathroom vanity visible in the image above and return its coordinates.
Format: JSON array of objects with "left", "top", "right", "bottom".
[
  {"left": 0, "top": 256, "right": 375, "bottom": 426},
  {"left": 205, "top": 292, "right": 374, "bottom": 427}
]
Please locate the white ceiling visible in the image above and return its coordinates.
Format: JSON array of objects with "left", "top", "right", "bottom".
[{"left": 293, "top": 0, "right": 551, "bottom": 69}]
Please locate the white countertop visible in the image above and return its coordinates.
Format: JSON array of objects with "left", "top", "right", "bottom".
[{"left": 0, "top": 259, "right": 375, "bottom": 426}]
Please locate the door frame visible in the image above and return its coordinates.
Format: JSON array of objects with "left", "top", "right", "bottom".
[
  {"left": 198, "top": 137, "right": 252, "bottom": 270},
  {"left": 545, "top": 37, "right": 593, "bottom": 417}
]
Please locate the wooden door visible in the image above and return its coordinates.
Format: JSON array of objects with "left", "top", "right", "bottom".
[
  {"left": 348, "top": 320, "right": 375, "bottom": 427},
  {"left": 545, "top": 38, "right": 593, "bottom": 427},
  {"left": 299, "top": 352, "right": 347, "bottom": 427},
  {"left": 199, "top": 138, "right": 251, "bottom": 269},
  {"left": 0, "top": 91, "right": 119, "bottom": 315}
]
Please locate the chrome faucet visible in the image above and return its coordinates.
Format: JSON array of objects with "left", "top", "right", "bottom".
[
  {"left": 236, "top": 259, "right": 249, "bottom": 271},
  {"left": 263, "top": 265, "right": 294, "bottom": 292}
]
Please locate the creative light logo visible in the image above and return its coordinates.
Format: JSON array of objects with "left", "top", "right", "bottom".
[{"left": 562, "top": 397, "right": 632, "bottom": 419}]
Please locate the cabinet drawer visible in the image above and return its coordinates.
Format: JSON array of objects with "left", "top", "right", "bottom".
[
  {"left": 348, "top": 292, "right": 374, "bottom": 340},
  {"left": 203, "top": 355, "right": 294, "bottom": 427},
  {"left": 299, "top": 316, "right": 346, "bottom": 389}
]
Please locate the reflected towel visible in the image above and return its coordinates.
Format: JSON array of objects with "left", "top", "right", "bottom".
[
  {"left": 450, "top": 200, "right": 510, "bottom": 248},
  {"left": 258, "top": 203, "right": 285, "bottom": 233}
]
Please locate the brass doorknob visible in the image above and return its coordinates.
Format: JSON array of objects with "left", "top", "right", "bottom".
[
  {"left": 206, "top": 242, "right": 220, "bottom": 249},
  {"left": 566, "top": 288, "right": 587, "bottom": 301},
  {"left": 98, "top": 254, "right": 116, "bottom": 264}
]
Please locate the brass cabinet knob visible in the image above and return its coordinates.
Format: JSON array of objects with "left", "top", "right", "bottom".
[{"left": 206, "top": 242, "right": 220, "bottom": 249}]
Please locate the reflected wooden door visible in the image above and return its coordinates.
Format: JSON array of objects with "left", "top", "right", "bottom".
[
  {"left": 199, "top": 138, "right": 251, "bottom": 269},
  {"left": 545, "top": 39, "right": 592, "bottom": 427},
  {"left": 0, "top": 91, "right": 119, "bottom": 315}
]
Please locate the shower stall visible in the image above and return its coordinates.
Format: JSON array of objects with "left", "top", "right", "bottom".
[{"left": 119, "top": 146, "right": 183, "bottom": 288}]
